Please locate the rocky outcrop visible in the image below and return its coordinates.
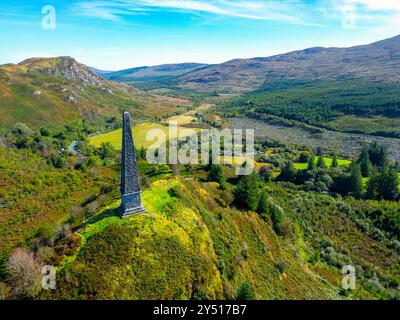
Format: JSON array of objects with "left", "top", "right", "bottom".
[{"left": 20, "top": 56, "right": 104, "bottom": 87}]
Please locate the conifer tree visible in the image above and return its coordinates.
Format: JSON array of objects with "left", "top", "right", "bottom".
[
  {"left": 367, "top": 166, "right": 399, "bottom": 201},
  {"left": 208, "top": 164, "right": 227, "bottom": 190},
  {"left": 235, "top": 281, "right": 255, "bottom": 300},
  {"left": 257, "top": 191, "right": 269, "bottom": 214},
  {"left": 234, "top": 173, "right": 259, "bottom": 211},
  {"left": 317, "top": 154, "right": 327, "bottom": 169},
  {"left": 349, "top": 162, "right": 363, "bottom": 198},
  {"left": 277, "top": 161, "right": 297, "bottom": 183},
  {"left": 307, "top": 154, "right": 315, "bottom": 170},
  {"left": 368, "top": 142, "right": 388, "bottom": 168},
  {"left": 331, "top": 154, "right": 338, "bottom": 168},
  {"left": 358, "top": 145, "right": 372, "bottom": 177}
]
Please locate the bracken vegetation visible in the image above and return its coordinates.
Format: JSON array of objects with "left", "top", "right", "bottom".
[{"left": 1, "top": 118, "right": 399, "bottom": 299}]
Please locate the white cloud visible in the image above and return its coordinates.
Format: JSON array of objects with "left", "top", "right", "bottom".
[
  {"left": 321, "top": 0, "right": 400, "bottom": 38},
  {"left": 344, "top": 0, "right": 400, "bottom": 11},
  {"left": 71, "top": 0, "right": 318, "bottom": 25}
]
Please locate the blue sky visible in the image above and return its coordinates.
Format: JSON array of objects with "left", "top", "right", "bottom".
[{"left": 1, "top": 0, "right": 399, "bottom": 70}]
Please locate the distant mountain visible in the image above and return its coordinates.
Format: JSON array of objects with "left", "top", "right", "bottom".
[
  {"left": 0, "top": 57, "right": 189, "bottom": 130},
  {"left": 104, "top": 63, "right": 208, "bottom": 80},
  {"left": 90, "top": 67, "right": 114, "bottom": 75},
  {"left": 102, "top": 63, "right": 208, "bottom": 89},
  {"left": 164, "top": 35, "right": 400, "bottom": 93}
]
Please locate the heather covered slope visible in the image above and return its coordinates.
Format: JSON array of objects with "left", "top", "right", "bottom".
[
  {"left": 42, "top": 178, "right": 339, "bottom": 300},
  {"left": 0, "top": 57, "right": 190, "bottom": 131},
  {"left": 172, "top": 35, "right": 400, "bottom": 93},
  {"left": 39, "top": 174, "right": 400, "bottom": 300},
  {"left": 1, "top": 142, "right": 399, "bottom": 300}
]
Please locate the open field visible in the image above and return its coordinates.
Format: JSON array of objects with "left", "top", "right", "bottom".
[
  {"left": 293, "top": 157, "right": 351, "bottom": 170},
  {"left": 89, "top": 122, "right": 200, "bottom": 150},
  {"left": 230, "top": 117, "right": 400, "bottom": 161},
  {"left": 89, "top": 103, "right": 214, "bottom": 149}
]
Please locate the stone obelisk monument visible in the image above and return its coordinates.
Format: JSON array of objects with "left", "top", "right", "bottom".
[{"left": 120, "top": 111, "right": 146, "bottom": 217}]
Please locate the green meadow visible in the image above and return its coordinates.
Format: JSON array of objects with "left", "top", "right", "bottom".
[
  {"left": 89, "top": 122, "right": 200, "bottom": 150},
  {"left": 293, "top": 157, "right": 351, "bottom": 170}
]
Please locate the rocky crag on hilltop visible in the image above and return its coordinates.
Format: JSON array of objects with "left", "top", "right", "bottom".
[{"left": 21, "top": 56, "right": 104, "bottom": 87}]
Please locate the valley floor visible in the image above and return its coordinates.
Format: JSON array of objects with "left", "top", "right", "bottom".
[{"left": 229, "top": 117, "right": 400, "bottom": 161}]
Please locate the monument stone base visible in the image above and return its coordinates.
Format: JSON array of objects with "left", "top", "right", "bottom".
[{"left": 120, "top": 192, "right": 147, "bottom": 218}]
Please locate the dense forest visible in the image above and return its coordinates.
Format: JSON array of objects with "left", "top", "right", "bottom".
[{"left": 219, "top": 80, "right": 400, "bottom": 137}]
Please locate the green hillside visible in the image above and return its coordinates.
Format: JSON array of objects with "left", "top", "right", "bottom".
[
  {"left": 1, "top": 134, "right": 399, "bottom": 299},
  {"left": 0, "top": 55, "right": 399, "bottom": 301},
  {"left": 43, "top": 178, "right": 340, "bottom": 300},
  {"left": 0, "top": 57, "right": 190, "bottom": 132}
]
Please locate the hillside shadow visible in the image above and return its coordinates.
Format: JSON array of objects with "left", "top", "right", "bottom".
[{"left": 73, "top": 207, "right": 120, "bottom": 232}]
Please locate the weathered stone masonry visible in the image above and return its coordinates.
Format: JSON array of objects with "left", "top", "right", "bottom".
[{"left": 120, "top": 111, "right": 146, "bottom": 217}]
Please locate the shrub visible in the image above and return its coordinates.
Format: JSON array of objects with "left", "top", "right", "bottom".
[
  {"left": 388, "top": 240, "right": 400, "bottom": 253},
  {"left": 40, "top": 128, "right": 50, "bottom": 137},
  {"left": 97, "top": 142, "right": 116, "bottom": 160},
  {"left": 276, "top": 161, "right": 296, "bottom": 183},
  {"left": 298, "top": 152, "right": 311, "bottom": 163},
  {"left": 36, "top": 246, "right": 55, "bottom": 263},
  {"left": 259, "top": 166, "right": 272, "bottom": 182},
  {"left": 11, "top": 123, "right": 35, "bottom": 136},
  {"left": 208, "top": 164, "right": 226, "bottom": 190},
  {"left": 0, "top": 282, "right": 11, "bottom": 300},
  {"left": 7, "top": 248, "right": 43, "bottom": 299},
  {"left": 270, "top": 202, "right": 284, "bottom": 235},
  {"left": 275, "top": 260, "right": 289, "bottom": 274},
  {"left": 371, "top": 227, "right": 385, "bottom": 242},
  {"left": 48, "top": 155, "right": 66, "bottom": 169},
  {"left": 279, "top": 220, "right": 294, "bottom": 240}
]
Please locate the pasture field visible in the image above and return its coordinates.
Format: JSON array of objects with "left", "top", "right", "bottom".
[
  {"left": 89, "top": 103, "right": 213, "bottom": 150},
  {"left": 293, "top": 157, "right": 351, "bottom": 170},
  {"left": 89, "top": 122, "right": 200, "bottom": 150}
]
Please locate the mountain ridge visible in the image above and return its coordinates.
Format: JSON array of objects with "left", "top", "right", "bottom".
[
  {"left": 172, "top": 35, "right": 400, "bottom": 93},
  {"left": 99, "top": 35, "right": 400, "bottom": 93}
]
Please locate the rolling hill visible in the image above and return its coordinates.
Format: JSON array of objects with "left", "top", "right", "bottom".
[
  {"left": 0, "top": 57, "right": 190, "bottom": 131},
  {"left": 101, "top": 63, "right": 208, "bottom": 89},
  {"left": 172, "top": 35, "right": 400, "bottom": 93},
  {"left": 101, "top": 35, "right": 400, "bottom": 94}
]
